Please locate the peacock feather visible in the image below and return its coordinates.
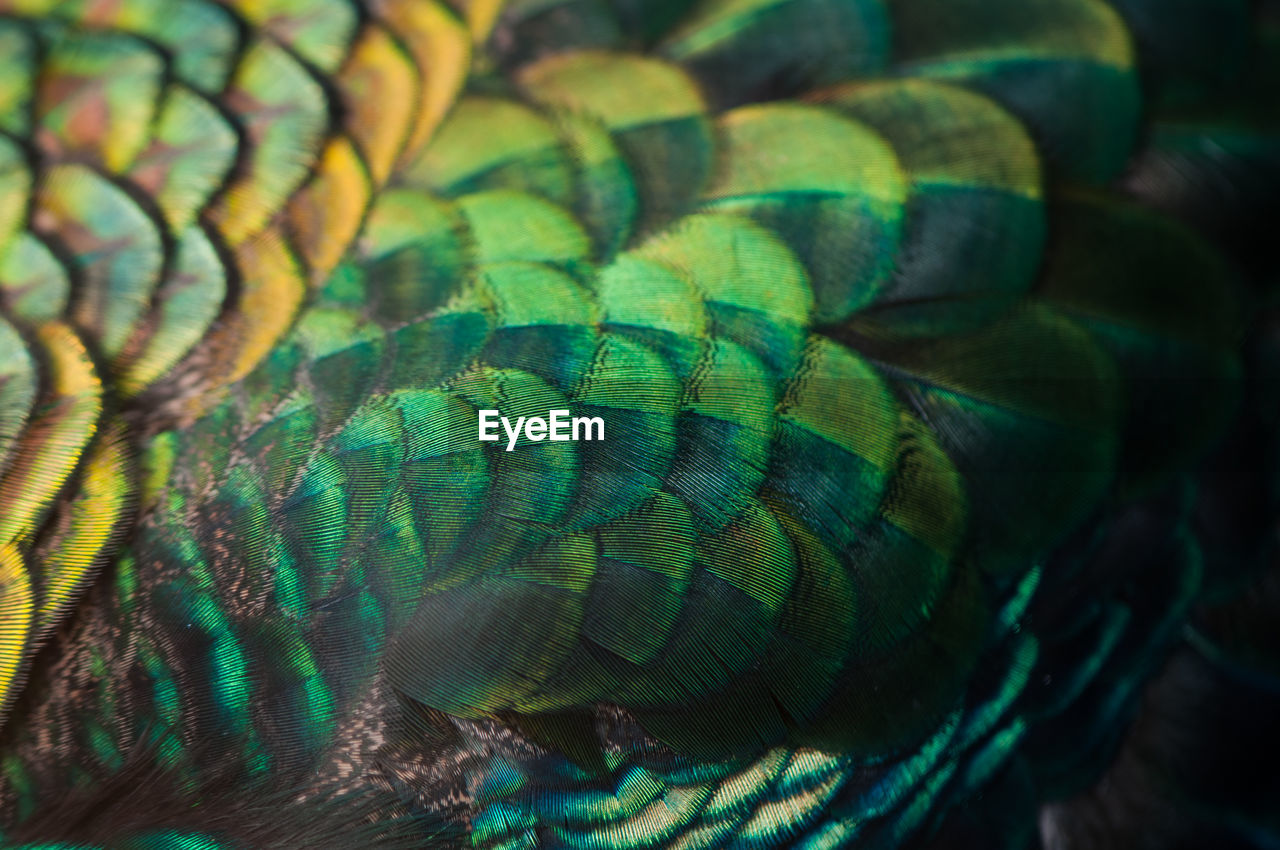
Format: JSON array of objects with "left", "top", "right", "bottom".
[{"left": 0, "top": 0, "right": 1275, "bottom": 847}]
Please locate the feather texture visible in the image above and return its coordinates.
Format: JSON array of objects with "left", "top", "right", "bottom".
[{"left": 0, "top": 0, "right": 1274, "bottom": 847}]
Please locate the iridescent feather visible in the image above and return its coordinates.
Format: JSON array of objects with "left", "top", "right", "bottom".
[{"left": 0, "top": 0, "right": 1275, "bottom": 847}]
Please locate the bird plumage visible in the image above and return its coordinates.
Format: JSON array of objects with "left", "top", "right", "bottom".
[{"left": 0, "top": 0, "right": 1276, "bottom": 847}]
